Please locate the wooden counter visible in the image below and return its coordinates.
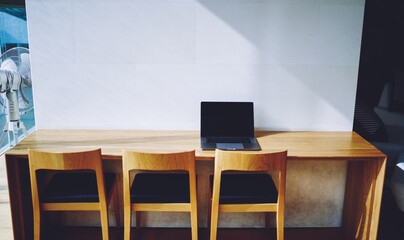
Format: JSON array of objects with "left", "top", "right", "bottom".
[{"left": 5, "top": 130, "right": 386, "bottom": 240}]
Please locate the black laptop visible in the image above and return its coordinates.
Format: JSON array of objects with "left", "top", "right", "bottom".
[{"left": 201, "top": 101, "right": 261, "bottom": 150}]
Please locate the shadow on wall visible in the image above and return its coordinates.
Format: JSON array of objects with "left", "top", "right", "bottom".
[{"left": 196, "top": 0, "right": 364, "bottom": 129}]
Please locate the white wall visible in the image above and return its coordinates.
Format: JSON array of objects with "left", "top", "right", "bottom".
[{"left": 26, "top": 0, "right": 365, "bottom": 131}]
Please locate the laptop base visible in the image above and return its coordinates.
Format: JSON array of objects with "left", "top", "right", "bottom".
[{"left": 201, "top": 138, "right": 261, "bottom": 151}]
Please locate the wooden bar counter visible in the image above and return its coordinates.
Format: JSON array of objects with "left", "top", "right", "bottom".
[{"left": 5, "top": 130, "right": 386, "bottom": 240}]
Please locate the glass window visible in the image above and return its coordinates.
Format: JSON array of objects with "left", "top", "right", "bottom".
[{"left": 0, "top": 5, "right": 35, "bottom": 153}]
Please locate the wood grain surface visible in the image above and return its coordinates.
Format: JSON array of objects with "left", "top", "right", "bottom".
[{"left": 6, "top": 130, "right": 385, "bottom": 160}]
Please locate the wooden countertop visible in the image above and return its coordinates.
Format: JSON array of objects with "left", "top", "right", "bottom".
[{"left": 6, "top": 129, "right": 385, "bottom": 160}]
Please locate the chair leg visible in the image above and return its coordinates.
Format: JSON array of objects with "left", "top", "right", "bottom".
[
  {"left": 208, "top": 202, "right": 212, "bottom": 233},
  {"left": 210, "top": 173, "right": 221, "bottom": 240},
  {"left": 55, "top": 211, "right": 63, "bottom": 227},
  {"left": 276, "top": 212, "right": 284, "bottom": 240},
  {"left": 124, "top": 207, "right": 132, "bottom": 240},
  {"left": 124, "top": 171, "right": 132, "bottom": 240},
  {"left": 210, "top": 207, "right": 219, "bottom": 240},
  {"left": 190, "top": 205, "right": 198, "bottom": 240},
  {"left": 136, "top": 211, "right": 141, "bottom": 231},
  {"left": 189, "top": 171, "right": 198, "bottom": 240},
  {"left": 33, "top": 209, "right": 41, "bottom": 240},
  {"left": 100, "top": 203, "right": 110, "bottom": 240},
  {"left": 113, "top": 185, "right": 121, "bottom": 228},
  {"left": 265, "top": 212, "right": 270, "bottom": 230},
  {"left": 207, "top": 192, "right": 212, "bottom": 234}
]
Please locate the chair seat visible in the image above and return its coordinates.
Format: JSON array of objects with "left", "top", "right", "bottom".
[
  {"left": 40, "top": 172, "right": 116, "bottom": 203},
  {"left": 131, "top": 173, "right": 190, "bottom": 203},
  {"left": 210, "top": 174, "right": 278, "bottom": 204}
]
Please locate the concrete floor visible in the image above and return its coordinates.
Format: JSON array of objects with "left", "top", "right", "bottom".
[{"left": 0, "top": 154, "right": 13, "bottom": 240}]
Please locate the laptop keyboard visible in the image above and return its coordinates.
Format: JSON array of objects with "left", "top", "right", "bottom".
[{"left": 207, "top": 137, "right": 251, "bottom": 143}]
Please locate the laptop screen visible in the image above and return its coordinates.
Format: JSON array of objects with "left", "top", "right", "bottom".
[{"left": 201, "top": 102, "right": 254, "bottom": 138}]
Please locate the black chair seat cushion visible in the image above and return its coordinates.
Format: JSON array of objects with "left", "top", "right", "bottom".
[
  {"left": 40, "top": 172, "right": 116, "bottom": 203},
  {"left": 131, "top": 173, "right": 190, "bottom": 203},
  {"left": 210, "top": 174, "right": 278, "bottom": 204}
]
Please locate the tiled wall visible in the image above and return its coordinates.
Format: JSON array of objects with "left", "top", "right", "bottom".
[{"left": 26, "top": 0, "right": 364, "bottom": 131}]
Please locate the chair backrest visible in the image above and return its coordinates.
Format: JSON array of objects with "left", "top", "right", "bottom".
[
  {"left": 28, "top": 149, "right": 106, "bottom": 205},
  {"left": 122, "top": 150, "right": 196, "bottom": 172},
  {"left": 28, "top": 148, "right": 103, "bottom": 172},
  {"left": 122, "top": 150, "right": 197, "bottom": 209},
  {"left": 214, "top": 149, "right": 287, "bottom": 173},
  {"left": 213, "top": 149, "right": 288, "bottom": 209}
]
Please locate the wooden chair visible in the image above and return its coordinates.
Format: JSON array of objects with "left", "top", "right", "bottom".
[
  {"left": 122, "top": 150, "right": 198, "bottom": 240},
  {"left": 210, "top": 149, "right": 287, "bottom": 240},
  {"left": 28, "top": 149, "right": 120, "bottom": 240}
]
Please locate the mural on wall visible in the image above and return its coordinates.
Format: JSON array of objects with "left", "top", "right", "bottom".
[{"left": 0, "top": 7, "right": 35, "bottom": 154}]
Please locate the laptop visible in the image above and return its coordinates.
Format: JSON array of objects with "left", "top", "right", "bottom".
[{"left": 201, "top": 101, "right": 261, "bottom": 150}]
